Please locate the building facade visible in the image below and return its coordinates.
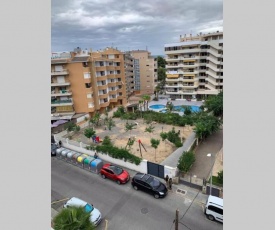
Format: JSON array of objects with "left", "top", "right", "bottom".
[
  {"left": 130, "top": 50, "right": 155, "bottom": 95},
  {"left": 51, "top": 47, "right": 127, "bottom": 121},
  {"left": 164, "top": 31, "right": 223, "bottom": 100}
]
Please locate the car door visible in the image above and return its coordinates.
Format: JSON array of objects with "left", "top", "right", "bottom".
[
  {"left": 139, "top": 181, "right": 152, "bottom": 194},
  {"left": 105, "top": 168, "right": 115, "bottom": 180}
]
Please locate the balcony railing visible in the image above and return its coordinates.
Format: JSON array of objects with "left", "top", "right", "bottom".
[
  {"left": 51, "top": 99, "right": 73, "bottom": 106},
  {"left": 51, "top": 69, "right": 69, "bottom": 75}
]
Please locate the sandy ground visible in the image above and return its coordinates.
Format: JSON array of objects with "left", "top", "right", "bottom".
[{"left": 70, "top": 118, "right": 194, "bottom": 163}]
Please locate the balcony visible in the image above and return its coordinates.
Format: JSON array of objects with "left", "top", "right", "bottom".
[
  {"left": 98, "top": 93, "right": 109, "bottom": 99},
  {"left": 51, "top": 70, "right": 69, "bottom": 76},
  {"left": 109, "top": 97, "right": 118, "bottom": 102},
  {"left": 51, "top": 90, "right": 72, "bottom": 97},
  {"left": 51, "top": 99, "right": 73, "bottom": 107},
  {"left": 165, "top": 48, "right": 201, "bottom": 55},
  {"left": 51, "top": 81, "right": 70, "bottom": 87},
  {"left": 166, "top": 64, "right": 179, "bottom": 69},
  {"left": 99, "top": 101, "right": 109, "bottom": 108},
  {"left": 97, "top": 84, "right": 108, "bottom": 90},
  {"left": 165, "top": 57, "right": 180, "bottom": 62},
  {"left": 96, "top": 75, "right": 107, "bottom": 81}
]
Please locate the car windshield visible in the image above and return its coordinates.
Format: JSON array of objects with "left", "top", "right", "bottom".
[
  {"left": 147, "top": 177, "right": 160, "bottom": 189},
  {"left": 110, "top": 166, "right": 123, "bottom": 175},
  {"left": 84, "top": 203, "right": 94, "bottom": 213}
]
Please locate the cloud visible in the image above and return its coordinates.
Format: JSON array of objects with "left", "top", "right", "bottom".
[{"left": 52, "top": 0, "right": 223, "bottom": 55}]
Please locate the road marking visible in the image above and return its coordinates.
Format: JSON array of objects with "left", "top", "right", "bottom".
[
  {"left": 51, "top": 198, "right": 69, "bottom": 205},
  {"left": 104, "top": 219, "right": 108, "bottom": 230}
]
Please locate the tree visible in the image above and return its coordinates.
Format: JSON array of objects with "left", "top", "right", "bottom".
[
  {"left": 166, "top": 101, "right": 174, "bottom": 113},
  {"left": 142, "top": 94, "right": 151, "bottom": 111},
  {"left": 65, "top": 122, "right": 76, "bottom": 132},
  {"left": 145, "top": 124, "right": 155, "bottom": 137},
  {"left": 194, "top": 114, "right": 221, "bottom": 141},
  {"left": 138, "top": 100, "right": 144, "bottom": 117},
  {"left": 84, "top": 128, "right": 96, "bottom": 139},
  {"left": 53, "top": 206, "right": 95, "bottom": 230},
  {"left": 106, "top": 117, "right": 115, "bottom": 130},
  {"left": 177, "top": 151, "right": 195, "bottom": 175},
  {"left": 160, "top": 132, "right": 168, "bottom": 151},
  {"left": 181, "top": 105, "right": 192, "bottom": 115},
  {"left": 157, "top": 67, "right": 166, "bottom": 84},
  {"left": 154, "top": 84, "right": 161, "bottom": 100},
  {"left": 150, "top": 138, "right": 160, "bottom": 162},
  {"left": 204, "top": 91, "right": 223, "bottom": 117},
  {"left": 125, "top": 122, "right": 136, "bottom": 136},
  {"left": 157, "top": 56, "right": 167, "bottom": 68}
]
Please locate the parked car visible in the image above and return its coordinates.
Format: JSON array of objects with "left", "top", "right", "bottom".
[
  {"left": 100, "top": 163, "right": 130, "bottom": 185},
  {"left": 51, "top": 143, "right": 58, "bottom": 157},
  {"left": 131, "top": 173, "right": 168, "bottom": 199},
  {"left": 63, "top": 197, "right": 102, "bottom": 226}
]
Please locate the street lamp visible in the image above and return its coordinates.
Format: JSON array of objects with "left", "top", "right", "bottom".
[{"left": 207, "top": 153, "right": 215, "bottom": 195}]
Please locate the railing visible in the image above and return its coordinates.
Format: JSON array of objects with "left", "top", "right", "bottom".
[{"left": 51, "top": 99, "right": 73, "bottom": 104}]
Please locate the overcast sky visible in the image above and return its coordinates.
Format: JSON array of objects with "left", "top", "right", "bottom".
[{"left": 52, "top": 0, "right": 223, "bottom": 55}]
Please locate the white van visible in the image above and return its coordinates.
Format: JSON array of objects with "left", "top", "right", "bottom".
[
  {"left": 63, "top": 197, "right": 102, "bottom": 226},
  {"left": 204, "top": 195, "right": 223, "bottom": 223}
]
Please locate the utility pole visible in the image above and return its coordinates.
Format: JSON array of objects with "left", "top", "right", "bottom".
[{"left": 175, "top": 209, "right": 179, "bottom": 230}]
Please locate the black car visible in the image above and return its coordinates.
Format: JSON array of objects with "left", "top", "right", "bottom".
[
  {"left": 131, "top": 173, "right": 168, "bottom": 199},
  {"left": 51, "top": 143, "right": 58, "bottom": 157}
]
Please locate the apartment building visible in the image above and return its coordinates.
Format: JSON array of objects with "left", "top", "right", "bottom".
[
  {"left": 164, "top": 31, "right": 223, "bottom": 100},
  {"left": 130, "top": 50, "right": 155, "bottom": 95},
  {"left": 51, "top": 47, "right": 127, "bottom": 121},
  {"left": 124, "top": 52, "right": 135, "bottom": 98}
]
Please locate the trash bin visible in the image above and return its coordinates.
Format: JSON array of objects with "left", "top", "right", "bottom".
[
  {"left": 83, "top": 156, "right": 95, "bottom": 170},
  {"left": 90, "top": 158, "right": 103, "bottom": 174},
  {"left": 66, "top": 151, "right": 77, "bottom": 163},
  {"left": 72, "top": 153, "right": 82, "bottom": 165},
  {"left": 76, "top": 154, "right": 89, "bottom": 168},
  {"left": 61, "top": 149, "right": 71, "bottom": 161},
  {"left": 56, "top": 148, "right": 65, "bottom": 159}
]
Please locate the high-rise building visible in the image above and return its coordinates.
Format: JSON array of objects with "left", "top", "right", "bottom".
[
  {"left": 164, "top": 31, "right": 223, "bottom": 100},
  {"left": 51, "top": 47, "right": 127, "bottom": 121},
  {"left": 130, "top": 50, "right": 155, "bottom": 95},
  {"left": 124, "top": 52, "right": 135, "bottom": 98}
]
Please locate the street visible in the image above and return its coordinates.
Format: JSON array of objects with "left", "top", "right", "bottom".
[{"left": 51, "top": 158, "right": 222, "bottom": 230}]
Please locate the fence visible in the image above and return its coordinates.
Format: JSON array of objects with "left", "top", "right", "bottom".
[{"left": 54, "top": 135, "right": 178, "bottom": 178}]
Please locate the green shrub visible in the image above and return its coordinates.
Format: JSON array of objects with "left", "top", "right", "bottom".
[
  {"left": 177, "top": 151, "right": 195, "bottom": 173},
  {"left": 217, "top": 170, "right": 223, "bottom": 185},
  {"left": 102, "top": 136, "right": 112, "bottom": 146},
  {"left": 95, "top": 143, "right": 141, "bottom": 165}
]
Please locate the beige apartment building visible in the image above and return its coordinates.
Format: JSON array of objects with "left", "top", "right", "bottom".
[
  {"left": 51, "top": 47, "right": 127, "bottom": 121},
  {"left": 130, "top": 50, "right": 155, "bottom": 95},
  {"left": 124, "top": 52, "right": 135, "bottom": 98},
  {"left": 164, "top": 31, "right": 223, "bottom": 100}
]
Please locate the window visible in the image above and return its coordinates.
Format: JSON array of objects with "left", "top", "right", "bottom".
[
  {"left": 88, "top": 103, "right": 94, "bottom": 108},
  {"left": 87, "top": 93, "right": 92, "bottom": 98},
  {"left": 84, "top": 73, "right": 91, "bottom": 79},
  {"left": 85, "top": 83, "right": 91, "bottom": 88},
  {"left": 208, "top": 205, "right": 223, "bottom": 215},
  {"left": 82, "top": 62, "right": 88, "bottom": 67}
]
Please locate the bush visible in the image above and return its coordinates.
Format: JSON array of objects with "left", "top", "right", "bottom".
[
  {"left": 95, "top": 139, "right": 142, "bottom": 165},
  {"left": 177, "top": 151, "right": 195, "bottom": 173},
  {"left": 217, "top": 170, "right": 223, "bottom": 185}
]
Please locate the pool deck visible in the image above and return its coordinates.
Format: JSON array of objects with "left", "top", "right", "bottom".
[{"left": 149, "top": 99, "right": 204, "bottom": 107}]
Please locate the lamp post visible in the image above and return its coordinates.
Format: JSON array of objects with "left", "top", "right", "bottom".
[{"left": 207, "top": 153, "right": 215, "bottom": 195}]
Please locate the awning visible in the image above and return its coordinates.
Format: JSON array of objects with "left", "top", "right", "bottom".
[{"left": 167, "top": 74, "right": 179, "bottom": 78}]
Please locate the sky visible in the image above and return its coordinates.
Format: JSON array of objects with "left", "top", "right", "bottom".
[{"left": 51, "top": 0, "right": 223, "bottom": 56}]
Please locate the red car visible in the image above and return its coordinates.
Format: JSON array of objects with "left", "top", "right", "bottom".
[{"left": 100, "top": 163, "right": 130, "bottom": 185}]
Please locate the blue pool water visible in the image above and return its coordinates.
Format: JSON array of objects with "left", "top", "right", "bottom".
[
  {"left": 174, "top": 105, "right": 200, "bottom": 112},
  {"left": 149, "top": 104, "right": 166, "bottom": 110},
  {"left": 149, "top": 104, "right": 200, "bottom": 113}
]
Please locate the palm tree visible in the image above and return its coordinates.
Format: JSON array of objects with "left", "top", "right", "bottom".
[
  {"left": 142, "top": 94, "right": 151, "bottom": 111},
  {"left": 53, "top": 206, "right": 95, "bottom": 230}
]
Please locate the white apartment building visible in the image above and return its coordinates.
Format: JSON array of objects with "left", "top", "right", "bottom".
[{"left": 164, "top": 31, "right": 223, "bottom": 100}]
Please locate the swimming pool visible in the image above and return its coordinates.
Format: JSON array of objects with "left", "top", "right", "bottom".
[
  {"left": 149, "top": 104, "right": 200, "bottom": 113},
  {"left": 149, "top": 104, "right": 166, "bottom": 110},
  {"left": 174, "top": 105, "right": 200, "bottom": 112}
]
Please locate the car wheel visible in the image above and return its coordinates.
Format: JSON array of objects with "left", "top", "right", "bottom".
[
  {"left": 154, "top": 194, "right": 160, "bottom": 199},
  {"left": 133, "top": 185, "right": 138, "bottom": 190},
  {"left": 207, "top": 215, "right": 215, "bottom": 221},
  {"left": 117, "top": 180, "right": 121, "bottom": 185},
  {"left": 101, "top": 174, "right": 106, "bottom": 179}
]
